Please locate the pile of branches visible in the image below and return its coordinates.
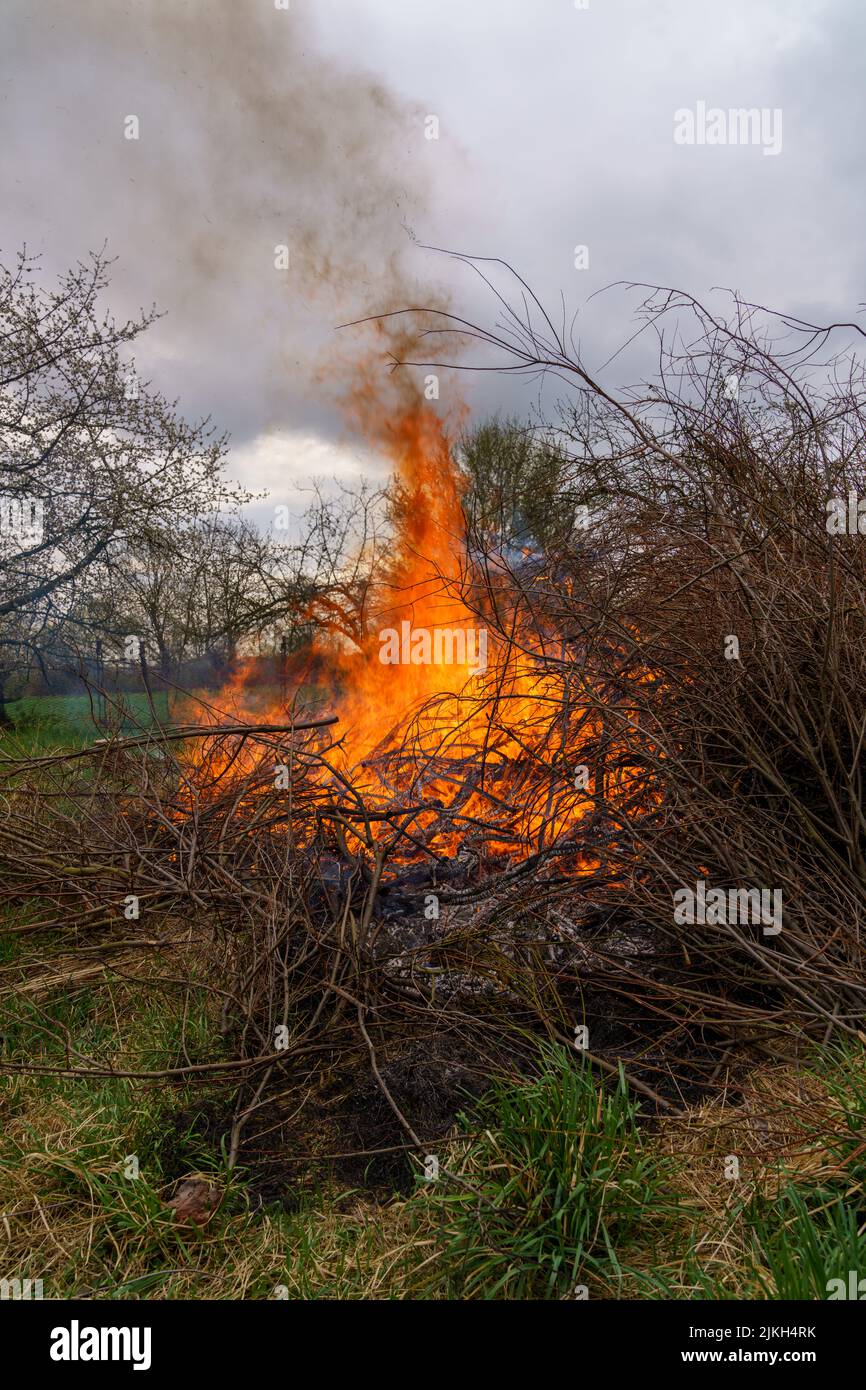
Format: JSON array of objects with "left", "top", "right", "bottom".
[
  {"left": 401, "top": 261, "right": 866, "bottom": 1043},
  {"left": 0, "top": 683, "right": 689, "bottom": 1182},
  {"left": 5, "top": 273, "right": 866, "bottom": 1180}
]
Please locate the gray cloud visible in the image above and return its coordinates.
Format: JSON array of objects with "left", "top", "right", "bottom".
[
  {"left": 0, "top": 0, "right": 444, "bottom": 450},
  {"left": 1, "top": 0, "right": 863, "bottom": 485}
]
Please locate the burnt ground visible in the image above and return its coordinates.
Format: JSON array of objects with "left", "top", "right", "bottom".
[{"left": 155, "top": 856, "right": 754, "bottom": 1207}]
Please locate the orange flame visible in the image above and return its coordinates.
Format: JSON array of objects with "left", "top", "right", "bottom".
[{"left": 189, "top": 397, "right": 653, "bottom": 866}]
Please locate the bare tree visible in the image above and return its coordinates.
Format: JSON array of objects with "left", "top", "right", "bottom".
[{"left": 0, "top": 247, "right": 244, "bottom": 710}]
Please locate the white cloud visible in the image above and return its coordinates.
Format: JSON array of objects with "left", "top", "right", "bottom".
[{"left": 234, "top": 429, "right": 388, "bottom": 535}]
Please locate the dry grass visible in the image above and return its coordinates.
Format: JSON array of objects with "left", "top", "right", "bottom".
[{"left": 3, "top": 988, "right": 861, "bottom": 1300}]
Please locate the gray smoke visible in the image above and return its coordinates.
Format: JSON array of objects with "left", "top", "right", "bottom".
[{"left": 0, "top": 0, "right": 443, "bottom": 446}]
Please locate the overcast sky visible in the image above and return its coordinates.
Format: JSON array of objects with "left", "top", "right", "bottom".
[{"left": 1, "top": 0, "right": 862, "bottom": 527}]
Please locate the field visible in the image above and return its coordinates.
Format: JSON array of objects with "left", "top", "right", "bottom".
[
  {"left": 2, "top": 701, "right": 865, "bottom": 1301},
  {"left": 3, "top": 693, "right": 172, "bottom": 750},
  {"left": 4, "top": 237, "right": 866, "bottom": 1316}
]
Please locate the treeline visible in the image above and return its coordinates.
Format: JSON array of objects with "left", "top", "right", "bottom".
[{"left": 0, "top": 248, "right": 583, "bottom": 717}]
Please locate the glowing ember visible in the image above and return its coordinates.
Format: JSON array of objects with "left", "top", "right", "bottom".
[{"left": 186, "top": 400, "right": 653, "bottom": 866}]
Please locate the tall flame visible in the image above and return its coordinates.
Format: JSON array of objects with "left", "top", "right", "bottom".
[{"left": 190, "top": 391, "right": 653, "bottom": 865}]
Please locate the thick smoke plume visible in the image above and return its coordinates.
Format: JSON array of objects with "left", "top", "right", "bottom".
[{"left": 0, "top": 0, "right": 446, "bottom": 443}]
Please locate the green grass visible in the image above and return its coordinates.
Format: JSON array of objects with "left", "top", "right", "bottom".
[
  {"left": 412, "top": 1045, "right": 674, "bottom": 1298},
  {"left": 2, "top": 932, "right": 865, "bottom": 1299},
  {"left": 3, "top": 692, "right": 171, "bottom": 750},
  {"left": 740, "top": 1041, "right": 866, "bottom": 1299},
  {"left": 747, "top": 1185, "right": 866, "bottom": 1299}
]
